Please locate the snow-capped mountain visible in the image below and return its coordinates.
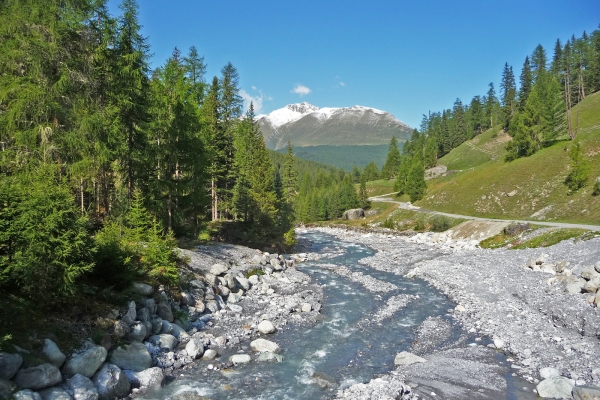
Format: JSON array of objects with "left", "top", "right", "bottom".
[{"left": 256, "top": 102, "right": 412, "bottom": 150}]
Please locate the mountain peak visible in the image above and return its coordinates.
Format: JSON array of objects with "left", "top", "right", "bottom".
[{"left": 286, "top": 102, "right": 319, "bottom": 114}]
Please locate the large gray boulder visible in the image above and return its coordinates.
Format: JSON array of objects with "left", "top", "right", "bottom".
[
  {"left": 250, "top": 339, "right": 280, "bottom": 354},
  {"left": 14, "top": 363, "right": 62, "bottom": 390},
  {"left": 229, "top": 354, "right": 251, "bottom": 364},
  {"left": 257, "top": 320, "right": 276, "bottom": 334},
  {"left": 582, "top": 265, "right": 600, "bottom": 280},
  {"left": 565, "top": 277, "right": 586, "bottom": 294},
  {"left": 148, "top": 334, "right": 178, "bottom": 351},
  {"left": 210, "top": 263, "right": 229, "bottom": 276},
  {"left": 92, "top": 364, "right": 130, "bottom": 400},
  {"left": 157, "top": 302, "right": 174, "bottom": 323},
  {"left": 121, "top": 301, "right": 137, "bottom": 325},
  {"left": 109, "top": 342, "right": 152, "bottom": 372},
  {"left": 128, "top": 323, "right": 147, "bottom": 342},
  {"left": 342, "top": 208, "right": 365, "bottom": 220},
  {"left": 13, "top": 389, "right": 42, "bottom": 400},
  {"left": 123, "top": 367, "right": 164, "bottom": 392},
  {"left": 43, "top": 339, "right": 66, "bottom": 367},
  {"left": 131, "top": 282, "right": 154, "bottom": 296},
  {"left": 584, "top": 276, "right": 600, "bottom": 293},
  {"left": 62, "top": 343, "right": 107, "bottom": 378},
  {"left": 256, "top": 352, "right": 284, "bottom": 363},
  {"left": 170, "top": 324, "right": 190, "bottom": 342},
  {"left": 39, "top": 387, "right": 71, "bottom": 400},
  {"left": 66, "top": 374, "right": 99, "bottom": 400},
  {"left": 0, "top": 351, "right": 23, "bottom": 379},
  {"left": 394, "top": 351, "right": 427, "bottom": 366},
  {"left": 185, "top": 338, "right": 204, "bottom": 359},
  {"left": 536, "top": 376, "right": 574, "bottom": 399},
  {"left": 573, "top": 385, "right": 600, "bottom": 400},
  {"left": 235, "top": 276, "right": 250, "bottom": 291}
]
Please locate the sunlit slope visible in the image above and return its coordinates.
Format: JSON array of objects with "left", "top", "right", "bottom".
[{"left": 418, "top": 91, "right": 600, "bottom": 225}]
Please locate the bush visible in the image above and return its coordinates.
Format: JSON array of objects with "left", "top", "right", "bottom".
[
  {"left": 593, "top": 180, "right": 600, "bottom": 196},
  {"left": 245, "top": 268, "right": 265, "bottom": 278},
  {"left": 382, "top": 218, "right": 395, "bottom": 229},
  {"left": 93, "top": 221, "right": 135, "bottom": 289},
  {"left": 431, "top": 215, "right": 452, "bottom": 232},
  {"left": 565, "top": 143, "right": 590, "bottom": 192},
  {"left": 414, "top": 217, "right": 426, "bottom": 231}
]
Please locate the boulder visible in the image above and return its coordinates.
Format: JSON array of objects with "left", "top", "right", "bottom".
[
  {"left": 39, "top": 387, "right": 71, "bottom": 400},
  {"left": 136, "top": 307, "right": 150, "bottom": 322},
  {"left": 203, "top": 273, "right": 218, "bottom": 287},
  {"left": 157, "top": 302, "right": 174, "bottom": 323},
  {"left": 131, "top": 282, "right": 154, "bottom": 296},
  {"left": 142, "top": 298, "right": 157, "bottom": 315},
  {"left": 234, "top": 276, "right": 250, "bottom": 291},
  {"left": 201, "top": 349, "right": 217, "bottom": 360},
  {"left": 123, "top": 367, "right": 163, "bottom": 391},
  {"left": 13, "top": 390, "right": 42, "bottom": 400},
  {"left": 342, "top": 208, "right": 365, "bottom": 220},
  {"left": 160, "top": 320, "right": 173, "bottom": 335},
  {"left": 113, "top": 321, "right": 129, "bottom": 339},
  {"left": 394, "top": 351, "right": 426, "bottom": 366},
  {"left": 536, "top": 376, "right": 574, "bottom": 399},
  {"left": 210, "top": 263, "right": 228, "bottom": 276},
  {"left": 128, "top": 322, "right": 147, "bottom": 342},
  {"left": 582, "top": 265, "right": 600, "bottom": 280},
  {"left": 92, "top": 363, "right": 130, "bottom": 400},
  {"left": 0, "top": 351, "right": 23, "bottom": 379},
  {"left": 194, "top": 301, "right": 205, "bottom": 313},
  {"left": 256, "top": 352, "right": 284, "bottom": 363},
  {"left": 42, "top": 340, "right": 66, "bottom": 368},
  {"left": 250, "top": 339, "right": 280, "bottom": 354},
  {"left": 493, "top": 337, "right": 505, "bottom": 349},
  {"left": 565, "top": 277, "right": 586, "bottom": 294},
  {"left": 0, "top": 377, "right": 16, "bottom": 399},
  {"left": 248, "top": 275, "right": 260, "bottom": 285},
  {"left": 185, "top": 338, "right": 204, "bottom": 359},
  {"left": 109, "top": 342, "right": 151, "bottom": 372},
  {"left": 229, "top": 354, "right": 251, "bottom": 364},
  {"left": 539, "top": 367, "right": 560, "bottom": 379},
  {"left": 573, "top": 386, "right": 600, "bottom": 400},
  {"left": 227, "top": 292, "right": 242, "bottom": 304},
  {"left": 150, "top": 317, "right": 163, "bottom": 335},
  {"left": 62, "top": 344, "right": 107, "bottom": 378},
  {"left": 301, "top": 303, "right": 312, "bottom": 312},
  {"left": 584, "top": 276, "right": 600, "bottom": 293},
  {"left": 257, "top": 320, "right": 276, "bottom": 334},
  {"left": 121, "top": 301, "right": 137, "bottom": 325},
  {"left": 14, "top": 363, "right": 62, "bottom": 390},
  {"left": 170, "top": 324, "right": 191, "bottom": 342},
  {"left": 205, "top": 301, "right": 219, "bottom": 313},
  {"left": 148, "top": 334, "right": 178, "bottom": 351},
  {"left": 66, "top": 374, "right": 99, "bottom": 400}
]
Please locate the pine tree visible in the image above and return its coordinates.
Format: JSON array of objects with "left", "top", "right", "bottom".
[
  {"left": 381, "top": 136, "right": 402, "bottom": 179},
  {"left": 484, "top": 83, "right": 499, "bottom": 129},
  {"left": 451, "top": 98, "right": 467, "bottom": 147},
  {"left": 358, "top": 173, "right": 369, "bottom": 209},
  {"left": 282, "top": 141, "right": 298, "bottom": 201},
  {"left": 337, "top": 175, "right": 359, "bottom": 213},
  {"left": 405, "top": 156, "right": 426, "bottom": 202},
  {"left": 565, "top": 143, "right": 590, "bottom": 192},
  {"left": 531, "top": 44, "right": 548, "bottom": 81},
  {"left": 500, "top": 63, "right": 517, "bottom": 131},
  {"left": 518, "top": 56, "right": 534, "bottom": 111}
]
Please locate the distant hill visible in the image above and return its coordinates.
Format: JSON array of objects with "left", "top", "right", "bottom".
[
  {"left": 257, "top": 102, "right": 412, "bottom": 150},
  {"left": 417, "top": 91, "right": 600, "bottom": 225},
  {"left": 268, "top": 149, "right": 344, "bottom": 179}
]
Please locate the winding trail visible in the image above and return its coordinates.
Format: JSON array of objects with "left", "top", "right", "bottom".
[{"left": 369, "top": 192, "right": 600, "bottom": 232}]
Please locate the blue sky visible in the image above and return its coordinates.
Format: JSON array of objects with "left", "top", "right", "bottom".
[{"left": 108, "top": 0, "right": 599, "bottom": 128}]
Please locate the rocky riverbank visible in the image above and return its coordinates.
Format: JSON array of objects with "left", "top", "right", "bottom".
[
  {"left": 0, "top": 243, "right": 323, "bottom": 400},
  {"left": 315, "top": 226, "right": 600, "bottom": 399}
]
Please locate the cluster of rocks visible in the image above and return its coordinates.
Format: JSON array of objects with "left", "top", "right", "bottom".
[
  {"left": 358, "top": 295, "right": 418, "bottom": 327},
  {"left": 318, "top": 264, "right": 399, "bottom": 293},
  {"left": 334, "top": 374, "right": 415, "bottom": 399},
  {"left": 403, "top": 231, "right": 480, "bottom": 250}
]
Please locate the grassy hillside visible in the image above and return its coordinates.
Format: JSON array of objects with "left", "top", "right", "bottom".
[
  {"left": 277, "top": 144, "right": 395, "bottom": 171},
  {"left": 417, "top": 91, "right": 600, "bottom": 225}
]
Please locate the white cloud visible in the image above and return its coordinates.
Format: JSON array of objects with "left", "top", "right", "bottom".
[
  {"left": 240, "top": 89, "right": 270, "bottom": 113},
  {"left": 339, "top": 82, "right": 345, "bottom": 87},
  {"left": 292, "top": 84, "right": 311, "bottom": 96}
]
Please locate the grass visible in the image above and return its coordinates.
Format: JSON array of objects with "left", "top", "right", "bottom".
[
  {"left": 417, "top": 92, "right": 600, "bottom": 225},
  {"left": 511, "top": 228, "right": 600, "bottom": 249}
]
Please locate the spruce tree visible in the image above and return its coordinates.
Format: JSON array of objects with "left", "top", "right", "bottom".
[
  {"left": 531, "top": 44, "right": 548, "bottom": 81},
  {"left": 382, "top": 136, "right": 402, "bottom": 179},
  {"left": 500, "top": 63, "right": 517, "bottom": 131},
  {"left": 405, "top": 156, "right": 426, "bottom": 202},
  {"left": 484, "top": 83, "right": 499, "bottom": 129},
  {"left": 518, "top": 56, "right": 534, "bottom": 111}
]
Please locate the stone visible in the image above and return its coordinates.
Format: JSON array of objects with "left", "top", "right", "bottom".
[
  {"left": 148, "top": 334, "right": 178, "bottom": 351},
  {"left": 573, "top": 386, "right": 600, "bottom": 400},
  {"left": 185, "top": 339, "right": 204, "bottom": 359},
  {"left": 582, "top": 265, "right": 600, "bottom": 280},
  {"left": 160, "top": 320, "right": 173, "bottom": 335},
  {"left": 92, "top": 363, "right": 130, "bottom": 400},
  {"left": 213, "top": 336, "right": 227, "bottom": 347},
  {"left": 0, "top": 377, "right": 16, "bottom": 399},
  {"left": 131, "top": 282, "right": 154, "bottom": 296},
  {"left": 142, "top": 298, "right": 157, "bottom": 315},
  {"left": 251, "top": 255, "right": 263, "bottom": 264},
  {"left": 257, "top": 320, "right": 276, "bottom": 334},
  {"left": 203, "top": 273, "right": 218, "bottom": 287},
  {"left": 539, "top": 367, "right": 561, "bottom": 379},
  {"left": 250, "top": 339, "right": 280, "bottom": 354},
  {"left": 342, "top": 208, "right": 365, "bottom": 220},
  {"left": 210, "top": 263, "right": 228, "bottom": 276},
  {"left": 256, "top": 352, "right": 283, "bottom": 363},
  {"left": 0, "top": 351, "right": 23, "bottom": 379},
  {"left": 270, "top": 258, "right": 281, "bottom": 270},
  {"left": 42, "top": 339, "right": 66, "bottom": 368},
  {"left": 227, "top": 292, "right": 242, "bottom": 304},
  {"left": 228, "top": 304, "right": 243, "bottom": 313},
  {"left": 157, "top": 302, "right": 174, "bottom": 323},
  {"left": 493, "top": 337, "right": 505, "bottom": 349},
  {"left": 394, "top": 351, "right": 426, "bottom": 366},
  {"left": 584, "top": 276, "right": 600, "bottom": 293},
  {"left": 14, "top": 363, "right": 62, "bottom": 390},
  {"left": 39, "top": 387, "right": 71, "bottom": 400},
  {"left": 113, "top": 321, "right": 129, "bottom": 339},
  {"left": 595, "top": 261, "right": 600, "bottom": 274},
  {"left": 121, "top": 301, "right": 137, "bottom": 325},
  {"left": 170, "top": 324, "right": 191, "bottom": 342},
  {"left": 13, "top": 390, "right": 42, "bottom": 400},
  {"left": 109, "top": 342, "right": 152, "bottom": 372},
  {"left": 189, "top": 279, "right": 205, "bottom": 290},
  {"left": 214, "top": 295, "right": 226, "bottom": 310},
  {"left": 150, "top": 317, "right": 163, "bottom": 335},
  {"left": 66, "top": 374, "right": 98, "bottom": 400},
  {"left": 595, "top": 292, "right": 600, "bottom": 307},
  {"left": 455, "top": 305, "right": 466, "bottom": 312},
  {"left": 62, "top": 344, "right": 107, "bottom": 378},
  {"left": 248, "top": 274, "right": 260, "bottom": 285},
  {"left": 229, "top": 354, "right": 251, "bottom": 364},
  {"left": 128, "top": 322, "right": 147, "bottom": 342},
  {"left": 536, "top": 376, "right": 574, "bottom": 399},
  {"left": 218, "top": 286, "right": 230, "bottom": 297},
  {"left": 234, "top": 276, "right": 250, "bottom": 290},
  {"left": 312, "top": 372, "right": 338, "bottom": 388},
  {"left": 301, "top": 303, "right": 312, "bottom": 312},
  {"left": 194, "top": 301, "right": 205, "bottom": 313},
  {"left": 201, "top": 349, "right": 217, "bottom": 360},
  {"left": 123, "top": 367, "right": 163, "bottom": 391},
  {"left": 205, "top": 301, "right": 219, "bottom": 313},
  {"left": 136, "top": 307, "right": 150, "bottom": 322},
  {"left": 565, "top": 276, "right": 586, "bottom": 294}
]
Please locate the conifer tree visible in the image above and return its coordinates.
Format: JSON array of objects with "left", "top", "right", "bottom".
[
  {"left": 405, "top": 156, "right": 426, "bottom": 202},
  {"left": 518, "top": 56, "right": 534, "bottom": 111},
  {"left": 484, "top": 83, "right": 499, "bottom": 129},
  {"left": 382, "top": 136, "right": 402, "bottom": 179},
  {"left": 531, "top": 44, "right": 548, "bottom": 81},
  {"left": 500, "top": 63, "right": 517, "bottom": 131},
  {"left": 358, "top": 173, "right": 369, "bottom": 209}
]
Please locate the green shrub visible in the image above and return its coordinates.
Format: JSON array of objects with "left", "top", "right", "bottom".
[
  {"left": 593, "top": 180, "right": 600, "bottom": 196},
  {"left": 245, "top": 268, "right": 265, "bottom": 278},
  {"left": 565, "top": 143, "right": 590, "bottom": 192},
  {"left": 414, "top": 217, "right": 426, "bottom": 231},
  {"left": 93, "top": 221, "right": 135, "bottom": 289},
  {"left": 431, "top": 215, "right": 452, "bottom": 232},
  {"left": 283, "top": 228, "right": 297, "bottom": 249},
  {"left": 382, "top": 218, "right": 395, "bottom": 229}
]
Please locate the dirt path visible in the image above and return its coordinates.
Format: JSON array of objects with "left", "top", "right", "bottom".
[{"left": 370, "top": 192, "right": 600, "bottom": 232}]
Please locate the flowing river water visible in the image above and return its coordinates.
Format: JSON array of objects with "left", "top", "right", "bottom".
[{"left": 146, "top": 231, "right": 537, "bottom": 399}]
